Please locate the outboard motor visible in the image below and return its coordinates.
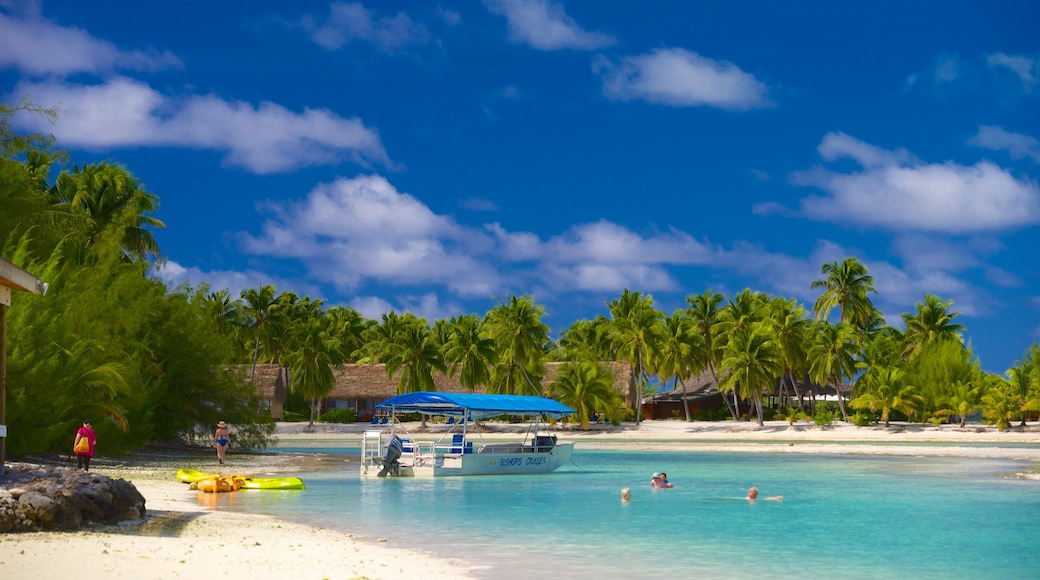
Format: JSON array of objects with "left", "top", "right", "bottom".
[{"left": 378, "top": 434, "right": 403, "bottom": 477}]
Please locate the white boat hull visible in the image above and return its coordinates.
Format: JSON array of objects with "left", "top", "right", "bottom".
[{"left": 361, "top": 432, "right": 573, "bottom": 477}]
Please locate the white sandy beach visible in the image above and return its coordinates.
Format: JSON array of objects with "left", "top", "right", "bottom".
[{"left": 2, "top": 420, "right": 1038, "bottom": 579}]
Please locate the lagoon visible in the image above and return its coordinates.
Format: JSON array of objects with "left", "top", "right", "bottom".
[{"left": 204, "top": 448, "right": 1038, "bottom": 578}]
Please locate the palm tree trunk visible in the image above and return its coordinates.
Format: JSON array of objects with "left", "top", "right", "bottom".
[
  {"left": 753, "top": 391, "right": 765, "bottom": 426},
  {"left": 679, "top": 377, "right": 691, "bottom": 421},
  {"left": 832, "top": 373, "right": 849, "bottom": 421},
  {"left": 709, "top": 363, "right": 739, "bottom": 421}
]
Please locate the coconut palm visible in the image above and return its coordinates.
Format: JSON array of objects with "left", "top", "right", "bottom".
[
  {"left": 358, "top": 311, "right": 424, "bottom": 363},
  {"left": 325, "top": 305, "right": 371, "bottom": 362},
  {"left": 486, "top": 295, "right": 550, "bottom": 396},
  {"left": 900, "top": 294, "right": 966, "bottom": 360},
  {"left": 810, "top": 258, "right": 877, "bottom": 328},
  {"left": 284, "top": 312, "right": 345, "bottom": 427},
  {"left": 240, "top": 284, "right": 279, "bottom": 379},
  {"left": 607, "top": 289, "right": 664, "bottom": 423},
  {"left": 556, "top": 317, "right": 614, "bottom": 362},
  {"left": 717, "top": 289, "right": 769, "bottom": 419},
  {"left": 718, "top": 325, "right": 782, "bottom": 426},
  {"left": 655, "top": 310, "right": 701, "bottom": 421},
  {"left": 849, "top": 367, "right": 923, "bottom": 426},
  {"left": 48, "top": 162, "right": 166, "bottom": 259},
  {"left": 685, "top": 290, "right": 736, "bottom": 420},
  {"left": 549, "top": 362, "right": 619, "bottom": 430},
  {"left": 934, "top": 380, "right": 986, "bottom": 428},
  {"left": 384, "top": 324, "right": 446, "bottom": 394},
  {"left": 764, "top": 296, "right": 811, "bottom": 411},
  {"left": 807, "top": 320, "right": 857, "bottom": 421},
  {"left": 444, "top": 314, "right": 497, "bottom": 391},
  {"left": 981, "top": 378, "right": 1020, "bottom": 431}
]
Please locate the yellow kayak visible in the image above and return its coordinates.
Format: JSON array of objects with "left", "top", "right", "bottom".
[
  {"left": 234, "top": 476, "right": 305, "bottom": 490},
  {"left": 177, "top": 468, "right": 218, "bottom": 483},
  {"left": 176, "top": 469, "right": 304, "bottom": 490}
]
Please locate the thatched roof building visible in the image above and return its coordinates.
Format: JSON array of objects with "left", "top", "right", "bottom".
[
  {"left": 244, "top": 361, "right": 633, "bottom": 420},
  {"left": 644, "top": 370, "right": 853, "bottom": 420}
]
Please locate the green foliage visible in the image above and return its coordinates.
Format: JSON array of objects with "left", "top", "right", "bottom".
[
  {"left": 813, "top": 407, "right": 836, "bottom": 426},
  {"left": 851, "top": 412, "right": 873, "bottom": 426},
  {"left": 318, "top": 409, "right": 358, "bottom": 423},
  {"left": 777, "top": 406, "right": 811, "bottom": 425},
  {"left": 548, "top": 362, "right": 621, "bottom": 430}
]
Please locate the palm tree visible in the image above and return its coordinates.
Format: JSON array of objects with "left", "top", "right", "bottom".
[
  {"left": 810, "top": 257, "right": 877, "bottom": 328},
  {"left": 359, "top": 311, "right": 424, "bottom": 363},
  {"left": 849, "top": 367, "right": 923, "bottom": 426},
  {"left": 1006, "top": 363, "right": 1034, "bottom": 427},
  {"left": 556, "top": 318, "right": 614, "bottom": 362},
  {"left": 934, "top": 380, "right": 985, "bottom": 428},
  {"left": 240, "top": 284, "right": 279, "bottom": 380},
  {"left": 48, "top": 162, "right": 166, "bottom": 259},
  {"left": 549, "top": 362, "right": 619, "bottom": 430},
  {"left": 717, "top": 289, "right": 769, "bottom": 419},
  {"left": 607, "top": 289, "right": 664, "bottom": 423},
  {"left": 718, "top": 325, "right": 782, "bottom": 426},
  {"left": 807, "top": 320, "right": 857, "bottom": 421},
  {"left": 325, "top": 305, "right": 371, "bottom": 362},
  {"left": 656, "top": 310, "right": 701, "bottom": 421},
  {"left": 444, "top": 314, "right": 497, "bottom": 391},
  {"left": 686, "top": 290, "right": 736, "bottom": 420},
  {"left": 384, "top": 324, "right": 446, "bottom": 395},
  {"left": 486, "top": 295, "right": 550, "bottom": 396},
  {"left": 764, "top": 296, "right": 811, "bottom": 411},
  {"left": 284, "top": 311, "right": 346, "bottom": 427},
  {"left": 900, "top": 294, "right": 965, "bottom": 359}
]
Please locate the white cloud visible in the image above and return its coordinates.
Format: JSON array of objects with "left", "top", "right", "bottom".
[
  {"left": 968, "top": 125, "right": 1040, "bottom": 163},
  {"left": 483, "top": 0, "right": 615, "bottom": 50},
  {"left": 238, "top": 175, "right": 500, "bottom": 295},
  {"left": 595, "top": 48, "right": 770, "bottom": 110},
  {"left": 303, "top": 2, "right": 428, "bottom": 51},
  {"left": 150, "top": 260, "right": 320, "bottom": 299},
  {"left": 818, "top": 132, "right": 917, "bottom": 168},
  {"left": 0, "top": 11, "right": 181, "bottom": 76},
  {"left": 986, "top": 52, "right": 1038, "bottom": 90},
  {"left": 782, "top": 133, "right": 1040, "bottom": 233},
  {"left": 9, "top": 77, "right": 390, "bottom": 173},
  {"left": 544, "top": 221, "right": 712, "bottom": 265},
  {"left": 236, "top": 176, "right": 719, "bottom": 299}
]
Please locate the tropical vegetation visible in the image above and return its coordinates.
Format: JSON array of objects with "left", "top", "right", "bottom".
[{"left": 2, "top": 98, "right": 1039, "bottom": 461}]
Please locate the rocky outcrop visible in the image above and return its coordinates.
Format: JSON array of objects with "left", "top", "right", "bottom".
[{"left": 0, "top": 463, "right": 146, "bottom": 533}]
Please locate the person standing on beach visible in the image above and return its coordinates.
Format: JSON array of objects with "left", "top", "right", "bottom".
[
  {"left": 73, "top": 421, "right": 97, "bottom": 472},
  {"left": 214, "top": 420, "right": 230, "bottom": 464}
]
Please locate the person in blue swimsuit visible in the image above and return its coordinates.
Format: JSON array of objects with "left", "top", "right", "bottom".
[{"left": 214, "top": 420, "right": 230, "bottom": 464}]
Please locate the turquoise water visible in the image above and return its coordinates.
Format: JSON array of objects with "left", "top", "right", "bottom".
[{"left": 205, "top": 449, "right": 1038, "bottom": 578}]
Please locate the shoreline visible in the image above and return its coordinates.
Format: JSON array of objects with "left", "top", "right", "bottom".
[{"left": 2, "top": 420, "right": 1038, "bottom": 578}]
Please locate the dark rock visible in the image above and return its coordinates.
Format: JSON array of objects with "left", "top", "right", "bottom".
[{"left": 0, "top": 463, "right": 146, "bottom": 532}]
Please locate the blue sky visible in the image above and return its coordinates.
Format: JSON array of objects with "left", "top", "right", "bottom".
[{"left": 2, "top": 0, "right": 1038, "bottom": 373}]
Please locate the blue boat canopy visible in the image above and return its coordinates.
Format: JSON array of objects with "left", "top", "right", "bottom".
[{"left": 376, "top": 392, "right": 576, "bottom": 420}]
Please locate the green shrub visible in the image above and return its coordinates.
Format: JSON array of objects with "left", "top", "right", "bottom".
[
  {"left": 813, "top": 407, "right": 836, "bottom": 426},
  {"left": 851, "top": 412, "right": 872, "bottom": 427},
  {"left": 318, "top": 409, "right": 357, "bottom": 423}
]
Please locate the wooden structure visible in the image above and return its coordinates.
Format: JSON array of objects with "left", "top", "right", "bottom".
[{"left": 0, "top": 258, "right": 45, "bottom": 475}]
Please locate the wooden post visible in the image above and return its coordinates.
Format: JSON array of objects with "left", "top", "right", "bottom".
[{"left": 0, "top": 303, "right": 7, "bottom": 476}]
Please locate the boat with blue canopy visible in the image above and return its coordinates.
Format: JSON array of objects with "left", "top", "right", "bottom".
[{"left": 360, "top": 392, "right": 576, "bottom": 477}]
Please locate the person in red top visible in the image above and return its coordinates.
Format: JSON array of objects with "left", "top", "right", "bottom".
[{"left": 74, "top": 420, "right": 97, "bottom": 472}]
